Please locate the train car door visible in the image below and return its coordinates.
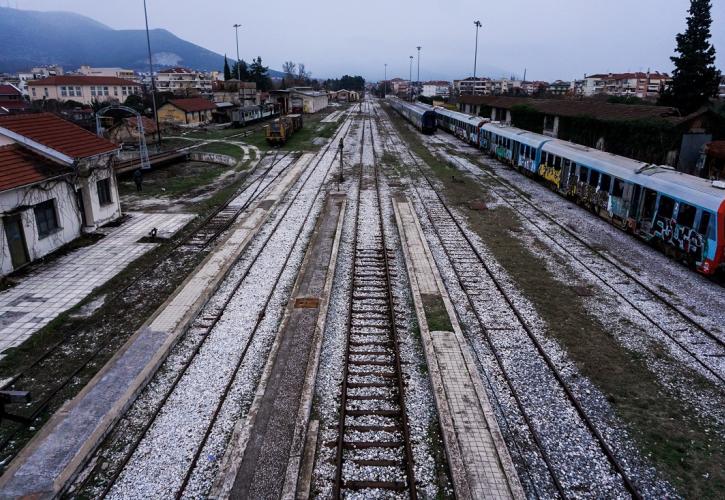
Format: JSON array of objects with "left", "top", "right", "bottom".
[{"left": 4, "top": 214, "right": 29, "bottom": 270}]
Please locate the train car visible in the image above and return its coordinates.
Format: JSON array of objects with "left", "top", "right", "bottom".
[
  {"left": 264, "top": 114, "right": 303, "bottom": 145},
  {"left": 475, "top": 121, "right": 725, "bottom": 274},
  {"left": 232, "top": 105, "right": 278, "bottom": 127},
  {"left": 386, "top": 96, "right": 436, "bottom": 134},
  {"left": 434, "top": 107, "right": 488, "bottom": 145},
  {"left": 480, "top": 123, "right": 552, "bottom": 174}
]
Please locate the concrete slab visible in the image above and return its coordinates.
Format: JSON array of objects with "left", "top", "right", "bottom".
[
  {"left": 210, "top": 194, "right": 346, "bottom": 500},
  {"left": 0, "top": 212, "right": 194, "bottom": 354},
  {"left": 393, "top": 198, "right": 524, "bottom": 500},
  {"left": 0, "top": 156, "right": 311, "bottom": 500}
]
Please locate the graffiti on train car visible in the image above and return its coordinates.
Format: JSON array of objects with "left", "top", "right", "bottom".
[
  {"left": 653, "top": 218, "right": 707, "bottom": 263},
  {"left": 538, "top": 163, "right": 562, "bottom": 188}
]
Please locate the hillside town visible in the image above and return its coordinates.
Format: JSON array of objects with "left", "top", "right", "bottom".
[{"left": 0, "top": 1, "right": 723, "bottom": 499}]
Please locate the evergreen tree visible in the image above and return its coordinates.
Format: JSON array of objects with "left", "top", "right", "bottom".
[
  {"left": 660, "top": 0, "right": 721, "bottom": 113},
  {"left": 250, "top": 56, "right": 272, "bottom": 90},
  {"left": 223, "top": 55, "right": 232, "bottom": 80},
  {"left": 230, "top": 60, "right": 249, "bottom": 81}
]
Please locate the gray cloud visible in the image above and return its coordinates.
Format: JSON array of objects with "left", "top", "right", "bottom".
[{"left": 13, "top": 0, "right": 725, "bottom": 81}]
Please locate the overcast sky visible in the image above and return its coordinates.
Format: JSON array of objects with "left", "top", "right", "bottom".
[{"left": 10, "top": 0, "right": 725, "bottom": 82}]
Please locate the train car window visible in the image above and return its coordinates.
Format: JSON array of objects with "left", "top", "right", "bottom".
[
  {"left": 579, "top": 165, "right": 589, "bottom": 181},
  {"left": 600, "top": 174, "right": 612, "bottom": 192},
  {"left": 698, "top": 211, "right": 714, "bottom": 239},
  {"left": 658, "top": 195, "right": 676, "bottom": 219},
  {"left": 588, "top": 170, "right": 600, "bottom": 187},
  {"left": 612, "top": 178, "right": 625, "bottom": 197},
  {"left": 642, "top": 189, "right": 657, "bottom": 219},
  {"left": 677, "top": 203, "right": 697, "bottom": 228},
  {"left": 553, "top": 156, "right": 562, "bottom": 170}
]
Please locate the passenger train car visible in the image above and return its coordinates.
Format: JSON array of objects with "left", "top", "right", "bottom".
[
  {"left": 434, "top": 107, "right": 489, "bottom": 145},
  {"left": 479, "top": 122, "right": 725, "bottom": 274},
  {"left": 386, "top": 97, "right": 436, "bottom": 134},
  {"left": 388, "top": 100, "right": 725, "bottom": 275},
  {"left": 232, "top": 105, "right": 278, "bottom": 127}
]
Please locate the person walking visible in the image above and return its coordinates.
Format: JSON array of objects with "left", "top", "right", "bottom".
[{"left": 133, "top": 169, "right": 143, "bottom": 192}]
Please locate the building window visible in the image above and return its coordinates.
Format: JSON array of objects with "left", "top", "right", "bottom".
[
  {"left": 103, "top": 86, "right": 109, "bottom": 96},
  {"left": 44, "top": 88, "right": 49, "bottom": 97},
  {"left": 34, "top": 199, "right": 59, "bottom": 238},
  {"left": 31, "top": 87, "right": 36, "bottom": 97},
  {"left": 60, "top": 86, "right": 68, "bottom": 97},
  {"left": 113, "top": 86, "right": 118, "bottom": 96},
  {"left": 97, "top": 178, "right": 112, "bottom": 205}
]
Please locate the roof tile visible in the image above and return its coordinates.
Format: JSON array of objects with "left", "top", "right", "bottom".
[{"left": 0, "top": 144, "right": 69, "bottom": 192}]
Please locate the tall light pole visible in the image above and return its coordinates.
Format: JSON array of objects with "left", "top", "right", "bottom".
[
  {"left": 473, "top": 20, "right": 482, "bottom": 85},
  {"left": 384, "top": 63, "right": 387, "bottom": 97},
  {"left": 409, "top": 55, "right": 413, "bottom": 101},
  {"left": 143, "top": 0, "right": 161, "bottom": 145},
  {"left": 416, "top": 46, "right": 421, "bottom": 86},
  {"left": 233, "top": 24, "right": 242, "bottom": 81}
]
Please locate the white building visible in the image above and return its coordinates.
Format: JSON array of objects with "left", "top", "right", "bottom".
[
  {"left": 15, "top": 65, "right": 64, "bottom": 97},
  {"left": 153, "top": 67, "right": 220, "bottom": 96},
  {"left": 289, "top": 88, "right": 329, "bottom": 113},
  {"left": 421, "top": 81, "right": 451, "bottom": 99},
  {"left": 719, "top": 76, "right": 725, "bottom": 99},
  {"left": 78, "top": 65, "right": 138, "bottom": 81},
  {"left": 27, "top": 76, "right": 141, "bottom": 105},
  {"left": 582, "top": 72, "right": 671, "bottom": 98},
  {"left": 0, "top": 113, "right": 122, "bottom": 275},
  {"left": 454, "top": 77, "right": 526, "bottom": 96}
]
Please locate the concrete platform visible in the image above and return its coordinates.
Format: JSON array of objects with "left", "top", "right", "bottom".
[
  {"left": 393, "top": 198, "right": 524, "bottom": 500},
  {"left": 0, "top": 155, "right": 312, "bottom": 500},
  {"left": 0, "top": 212, "right": 194, "bottom": 354},
  {"left": 211, "top": 193, "right": 346, "bottom": 500}
]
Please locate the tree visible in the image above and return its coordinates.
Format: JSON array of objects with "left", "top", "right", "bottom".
[
  {"left": 659, "top": 0, "right": 721, "bottom": 113},
  {"left": 250, "top": 56, "right": 272, "bottom": 90},
  {"left": 282, "top": 61, "right": 297, "bottom": 85},
  {"left": 230, "top": 60, "right": 249, "bottom": 81},
  {"left": 223, "top": 55, "right": 232, "bottom": 80}
]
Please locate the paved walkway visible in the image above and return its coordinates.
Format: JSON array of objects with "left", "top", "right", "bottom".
[
  {"left": 0, "top": 212, "right": 193, "bottom": 354},
  {"left": 393, "top": 198, "right": 524, "bottom": 500},
  {"left": 0, "top": 157, "right": 309, "bottom": 499}
]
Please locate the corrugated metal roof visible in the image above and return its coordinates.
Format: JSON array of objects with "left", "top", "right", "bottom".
[
  {"left": 0, "top": 113, "right": 119, "bottom": 160},
  {"left": 0, "top": 144, "right": 69, "bottom": 192}
]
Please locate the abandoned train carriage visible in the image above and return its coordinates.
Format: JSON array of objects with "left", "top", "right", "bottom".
[
  {"left": 434, "top": 107, "right": 488, "bottom": 145},
  {"left": 386, "top": 97, "right": 437, "bottom": 134},
  {"left": 477, "top": 121, "right": 725, "bottom": 274},
  {"left": 264, "top": 114, "right": 303, "bottom": 145}
]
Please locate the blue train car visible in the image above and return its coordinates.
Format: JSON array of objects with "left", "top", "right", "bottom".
[{"left": 386, "top": 97, "right": 436, "bottom": 134}]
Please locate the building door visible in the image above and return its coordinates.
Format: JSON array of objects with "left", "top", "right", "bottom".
[
  {"left": 4, "top": 214, "right": 29, "bottom": 269},
  {"left": 76, "top": 189, "right": 88, "bottom": 227}
]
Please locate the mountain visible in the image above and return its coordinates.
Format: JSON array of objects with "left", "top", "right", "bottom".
[{"left": 0, "top": 7, "right": 283, "bottom": 77}]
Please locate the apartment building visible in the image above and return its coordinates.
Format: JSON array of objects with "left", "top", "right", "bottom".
[
  {"left": 27, "top": 76, "right": 141, "bottom": 105},
  {"left": 582, "top": 72, "right": 671, "bottom": 98},
  {"left": 77, "top": 65, "right": 138, "bottom": 81},
  {"left": 421, "top": 81, "right": 451, "bottom": 99},
  {"left": 153, "top": 67, "right": 220, "bottom": 96}
]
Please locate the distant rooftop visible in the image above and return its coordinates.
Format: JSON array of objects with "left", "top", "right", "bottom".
[{"left": 27, "top": 75, "right": 139, "bottom": 86}]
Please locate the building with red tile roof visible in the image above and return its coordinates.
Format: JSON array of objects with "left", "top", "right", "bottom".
[
  {"left": 27, "top": 76, "right": 141, "bottom": 106},
  {"left": 0, "top": 84, "right": 29, "bottom": 115},
  {"left": 158, "top": 98, "right": 216, "bottom": 125},
  {"left": 0, "top": 112, "right": 118, "bottom": 163},
  {"left": 0, "top": 113, "right": 122, "bottom": 273},
  {"left": 0, "top": 144, "right": 68, "bottom": 192}
]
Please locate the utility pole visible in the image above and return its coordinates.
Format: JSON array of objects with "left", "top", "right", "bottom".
[
  {"left": 233, "top": 24, "right": 242, "bottom": 81},
  {"left": 409, "top": 55, "right": 413, "bottom": 101},
  {"left": 384, "top": 63, "right": 387, "bottom": 97},
  {"left": 473, "top": 20, "right": 482, "bottom": 86},
  {"left": 416, "top": 46, "right": 421, "bottom": 86},
  {"left": 143, "top": 0, "right": 161, "bottom": 145},
  {"left": 338, "top": 138, "right": 344, "bottom": 187}
]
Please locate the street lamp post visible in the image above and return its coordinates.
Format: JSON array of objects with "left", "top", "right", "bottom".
[
  {"left": 143, "top": 0, "right": 161, "bottom": 145},
  {"left": 384, "top": 63, "right": 387, "bottom": 97},
  {"left": 473, "top": 20, "right": 482, "bottom": 83},
  {"left": 416, "top": 46, "right": 421, "bottom": 86},
  {"left": 409, "top": 55, "right": 413, "bottom": 101},
  {"left": 233, "top": 24, "right": 242, "bottom": 81}
]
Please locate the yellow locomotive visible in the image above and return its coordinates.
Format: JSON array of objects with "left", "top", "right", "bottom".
[{"left": 264, "top": 114, "right": 303, "bottom": 145}]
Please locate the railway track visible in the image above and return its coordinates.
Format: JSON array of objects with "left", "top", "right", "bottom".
[
  {"left": 0, "top": 150, "right": 292, "bottom": 471},
  {"left": 376, "top": 101, "right": 643, "bottom": 498},
  {"left": 332, "top": 102, "right": 417, "bottom": 498},
  {"left": 424, "top": 132, "right": 725, "bottom": 384},
  {"left": 71, "top": 108, "right": 359, "bottom": 499}
]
